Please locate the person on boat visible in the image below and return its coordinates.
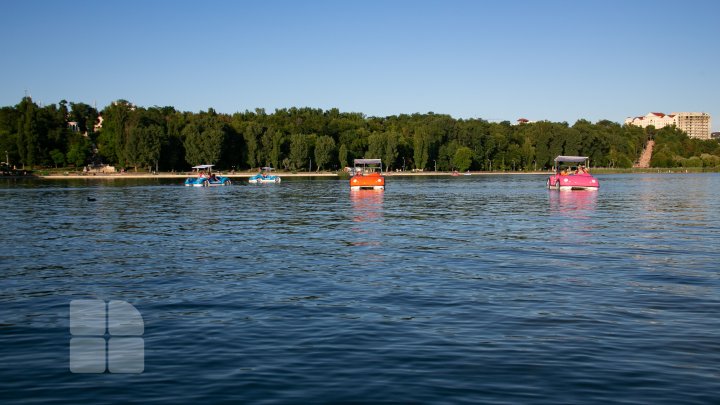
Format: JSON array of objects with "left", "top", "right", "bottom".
[
  {"left": 210, "top": 173, "right": 217, "bottom": 181},
  {"left": 577, "top": 165, "right": 587, "bottom": 174},
  {"left": 560, "top": 168, "right": 568, "bottom": 176}
]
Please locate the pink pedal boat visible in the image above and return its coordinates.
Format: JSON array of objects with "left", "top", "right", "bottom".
[{"left": 547, "top": 156, "right": 599, "bottom": 191}]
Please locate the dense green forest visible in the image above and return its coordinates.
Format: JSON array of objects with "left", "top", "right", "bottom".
[{"left": 1, "top": 97, "right": 719, "bottom": 172}]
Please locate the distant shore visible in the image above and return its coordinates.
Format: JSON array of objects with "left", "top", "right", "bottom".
[
  {"left": 5, "top": 167, "right": 716, "bottom": 180},
  {"left": 37, "top": 172, "right": 338, "bottom": 180},
  {"left": 35, "top": 171, "right": 553, "bottom": 180}
]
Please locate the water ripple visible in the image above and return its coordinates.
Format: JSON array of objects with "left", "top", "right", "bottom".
[{"left": 1, "top": 174, "right": 720, "bottom": 403}]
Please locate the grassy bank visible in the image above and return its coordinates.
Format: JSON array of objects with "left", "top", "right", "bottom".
[{"left": 590, "top": 167, "right": 720, "bottom": 174}]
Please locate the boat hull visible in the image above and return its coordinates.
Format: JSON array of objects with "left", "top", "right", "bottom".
[
  {"left": 350, "top": 185, "right": 385, "bottom": 190},
  {"left": 350, "top": 173, "right": 385, "bottom": 190},
  {"left": 547, "top": 174, "right": 599, "bottom": 191},
  {"left": 249, "top": 175, "right": 281, "bottom": 184},
  {"left": 184, "top": 177, "right": 232, "bottom": 187}
]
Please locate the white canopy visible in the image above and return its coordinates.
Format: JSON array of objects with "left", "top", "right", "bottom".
[
  {"left": 354, "top": 159, "right": 382, "bottom": 165},
  {"left": 554, "top": 156, "right": 588, "bottom": 163},
  {"left": 192, "top": 164, "right": 214, "bottom": 169}
]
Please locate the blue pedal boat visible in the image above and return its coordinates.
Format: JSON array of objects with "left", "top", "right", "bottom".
[
  {"left": 248, "top": 167, "right": 281, "bottom": 184},
  {"left": 184, "top": 164, "right": 232, "bottom": 187}
]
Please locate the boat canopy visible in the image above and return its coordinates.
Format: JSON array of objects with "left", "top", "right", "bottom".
[
  {"left": 354, "top": 159, "right": 382, "bottom": 165},
  {"left": 260, "top": 166, "right": 274, "bottom": 171},
  {"left": 192, "top": 164, "right": 214, "bottom": 169},
  {"left": 554, "top": 156, "right": 589, "bottom": 163}
]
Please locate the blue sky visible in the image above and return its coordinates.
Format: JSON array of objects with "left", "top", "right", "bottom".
[{"left": 1, "top": 0, "right": 718, "bottom": 130}]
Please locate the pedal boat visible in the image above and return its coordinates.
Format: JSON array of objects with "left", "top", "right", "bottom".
[
  {"left": 185, "top": 164, "right": 232, "bottom": 187},
  {"left": 249, "top": 167, "right": 281, "bottom": 184},
  {"left": 350, "top": 158, "right": 385, "bottom": 190},
  {"left": 547, "top": 156, "right": 599, "bottom": 191}
]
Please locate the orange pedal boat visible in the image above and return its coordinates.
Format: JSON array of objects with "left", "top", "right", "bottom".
[{"left": 350, "top": 158, "right": 385, "bottom": 190}]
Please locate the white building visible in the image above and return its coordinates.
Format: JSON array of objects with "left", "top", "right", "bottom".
[
  {"left": 625, "top": 112, "right": 712, "bottom": 140},
  {"left": 94, "top": 115, "right": 104, "bottom": 132}
]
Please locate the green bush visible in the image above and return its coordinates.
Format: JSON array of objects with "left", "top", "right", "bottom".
[{"left": 700, "top": 153, "right": 720, "bottom": 167}]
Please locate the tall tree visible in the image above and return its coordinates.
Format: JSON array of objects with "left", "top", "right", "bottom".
[
  {"left": 182, "top": 118, "right": 226, "bottom": 166},
  {"left": 289, "top": 133, "right": 310, "bottom": 170},
  {"left": 367, "top": 131, "right": 384, "bottom": 160},
  {"left": 314, "top": 135, "right": 335, "bottom": 170},
  {"left": 126, "top": 124, "right": 163, "bottom": 171},
  {"left": 383, "top": 131, "right": 399, "bottom": 170},
  {"left": 98, "top": 100, "right": 133, "bottom": 165},
  {"left": 201, "top": 127, "right": 225, "bottom": 166},
  {"left": 452, "top": 146, "right": 473, "bottom": 171},
  {"left": 413, "top": 127, "right": 430, "bottom": 170},
  {"left": 242, "top": 122, "right": 263, "bottom": 168},
  {"left": 0, "top": 106, "right": 20, "bottom": 166},
  {"left": 338, "top": 143, "right": 348, "bottom": 169},
  {"left": 520, "top": 137, "right": 535, "bottom": 170},
  {"left": 16, "top": 97, "right": 37, "bottom": 168},
  {"left": 261, "top": 128, "right": 283, "bottom": 169},
  {"left": 66, "top": 134, "right": 92, "bottom": 167},
  {"left": 50, "top": 149, "right": 65, "bottom": 168}
]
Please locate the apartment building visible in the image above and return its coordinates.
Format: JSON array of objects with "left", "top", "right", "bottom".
[{"left": 624, "top": 112, "right": 712, "bottom": 140}]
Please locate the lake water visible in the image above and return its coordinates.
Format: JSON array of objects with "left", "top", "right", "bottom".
[{"left": 1, "top": 173, "right": 720, "bottom": 404}]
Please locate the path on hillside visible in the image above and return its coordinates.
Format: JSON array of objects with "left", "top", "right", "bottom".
[{"left": 634, "top": 139, "right": 655, "bottom": 168}]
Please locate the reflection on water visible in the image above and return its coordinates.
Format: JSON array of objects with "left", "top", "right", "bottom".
[
  {"left": 349, "top": 189, "right": 384, "bottom": 248},
  {"left": 350, "top": 189, "right": 384, "bottom": 223},
  {"left": 547, "top": 189, "right": 599, "bottom": 247},
  {"left": 548, "top": 189, "right": 598, "bottom": 219}
]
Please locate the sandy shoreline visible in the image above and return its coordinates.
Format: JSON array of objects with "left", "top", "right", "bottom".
[
  {"left": 9, "top": 169, "right": 711, "bottom": 180},
  {"left": 38, "top": 172, "right": 339, "bottom": 180},
  {"left": 36, "top": 171, "right": 552, "bottom": 180}
]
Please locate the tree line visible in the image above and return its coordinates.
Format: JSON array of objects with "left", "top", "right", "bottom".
[{"left": 1, "top": 97, "right": 718, "bottom": 172}]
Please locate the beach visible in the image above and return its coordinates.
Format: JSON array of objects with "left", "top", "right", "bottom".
[{"left": 35, "top": 170, "right": 554, "bottom": 180}]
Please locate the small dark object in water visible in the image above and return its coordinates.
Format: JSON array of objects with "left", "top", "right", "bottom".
[{"left": 87, "top": 197, "right": 96, "bottom": 202}]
